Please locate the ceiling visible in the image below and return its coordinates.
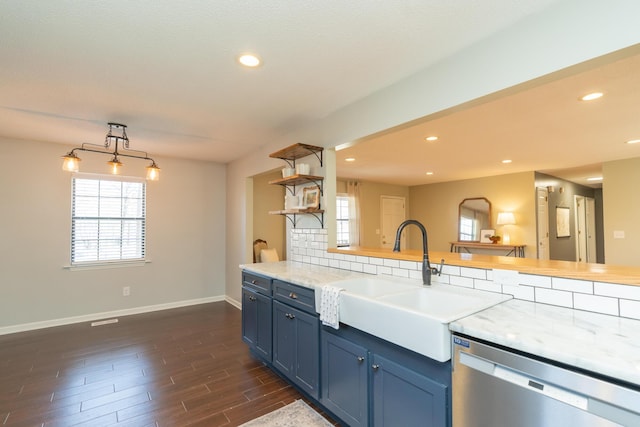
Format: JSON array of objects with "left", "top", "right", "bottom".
[
  {"left": 0, "top": 0, "right": 567, "bottom": 164},
  {"left": 335, "top": 47, "right": 640, "bottom": 188}
]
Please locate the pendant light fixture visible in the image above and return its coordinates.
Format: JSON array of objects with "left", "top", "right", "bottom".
[{"left": 61, "top": 123, "right": 160, "bottom": 181}]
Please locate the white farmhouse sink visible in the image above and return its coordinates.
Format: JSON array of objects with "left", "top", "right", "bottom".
[{"left": 319, "top": 277, "right": 511, "bottom": 362}]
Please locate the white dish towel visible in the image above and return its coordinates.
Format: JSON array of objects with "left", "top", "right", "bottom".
[{"left": 319, "top": 285, "right": 344, "bottom": 330}]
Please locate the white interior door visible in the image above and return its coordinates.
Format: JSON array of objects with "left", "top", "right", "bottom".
[
  {"left": 586, "top": 197, "right": 596, "bottom": 263},
  {"left": 575, "top": 195, "right": 588, "bottom": 262},
  {"left": 380, "top": 196, "right": 406, "bottom": 249},
  {"left": 536, "top": 187, "right": 550, "bottom": 260}
]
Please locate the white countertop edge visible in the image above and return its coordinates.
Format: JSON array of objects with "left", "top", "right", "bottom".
[{"left": 449, "top": 299, "right": 640, "bottom": 387}]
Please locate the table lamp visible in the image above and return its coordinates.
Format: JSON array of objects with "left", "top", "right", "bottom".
[{"left": 497, "top": 212, "right": 516, "bottom": 244}]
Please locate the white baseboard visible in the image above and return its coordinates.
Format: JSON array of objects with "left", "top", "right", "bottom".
[
  {"left": 226, "top": 296, "right": 242, "bottom": 310},
  {"left": 0, "top": 295, "right": 229, "bottom": 336}
]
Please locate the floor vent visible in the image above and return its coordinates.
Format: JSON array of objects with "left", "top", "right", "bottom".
[{"left": 91, "top": 318, "right": 119, "bottom": 327}]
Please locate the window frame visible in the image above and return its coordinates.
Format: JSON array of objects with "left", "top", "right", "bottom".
[
  {"left": 336, "top": 194, "right": 351, "bottom": 247},
  {"left": 69, "top": 173, "right": 147, "bottom": 268}
]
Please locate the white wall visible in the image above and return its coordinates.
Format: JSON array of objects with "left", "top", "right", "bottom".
[
  {"left": 225, "top": 0, "right": 640, "bottom": 302},
  {"left": 0, "top": 137, "right": 227, "bottom": 329}
]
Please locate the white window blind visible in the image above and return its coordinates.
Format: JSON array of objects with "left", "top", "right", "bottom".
[
  {"left": 71, "top": 175, "right": 146, "bottom": 264},
  {"left": 336, "top": 195, "right": 350, "bottom": 247}
]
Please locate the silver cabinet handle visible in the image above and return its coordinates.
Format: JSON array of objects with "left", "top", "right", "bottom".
[
  {"left": 248, "top": 295, "right": 256, "bottom": 302},
  {"left": 357, "top": 356, "right": 365, "bottom": 363},
  {"left": 289, "top": 292, "right": 298, "bottom": 299},
  {"left": 372, "top": 364, "right": 380, "bottom": 371},
  {"left": 285, "top": 313, "right": 296, "bottom": 319},
  {"left": 251, "top": 280, "right": 257, "bottom": 284}
]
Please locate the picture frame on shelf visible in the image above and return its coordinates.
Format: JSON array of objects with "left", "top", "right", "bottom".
[
  {"left": 302, "top": 186, "right": 320, "bottom": 209},
  {"left": 480, "top": 229, "right": 495, "bottom": 243}
]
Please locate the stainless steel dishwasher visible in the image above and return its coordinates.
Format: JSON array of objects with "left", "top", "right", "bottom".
[{"left": 452, "top": 335, "right": 640, "bottom": 427}]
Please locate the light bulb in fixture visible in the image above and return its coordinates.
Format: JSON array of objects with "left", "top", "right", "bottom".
[
  {"left": 238, "top": 54, "right": 261, "bottom": 67},
  {"left": 581, "top": 92, "right": 603, "bottom": 101},
  {"left": 107, "top": 156, "right": 123, "bottom": 175},
  {"left": 345, "top": 157, "right": 356, "bottom": 162},
  {"left": 146, "top": 161, "right": 160, "bottom": 181},
  {"left": 625, "top": 139, "right": 640, "bottom": 144},
  {"left": 425, "top": 136, "right": 438, "bottom": 141},
  {"left": 62, "top": 152, "right": 81, "bottom": 172},
  {"left": 502, "top": 159, "right": 512, "bottom": 164},
  {"left": 425, "top": 171, "right": 434, "bottom": 176}
]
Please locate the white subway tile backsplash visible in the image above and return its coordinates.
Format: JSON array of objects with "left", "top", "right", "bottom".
[
  {"left": 535, "top": 288, "right": 573, "bottom": 308},
  {"left": 461, "top": 267, "right": 486, "bottom": 280},
  {"left": 363, "top": 264, "right": 377, "bottom": 275},
  {"left": 318, "top": 258, "right": 329, "bottom": 267},
  {"left": 343, "top": 254, "right": 357, "bottom": 263},
  {"left": 328, "top": 259, "right": 340, "bottom": 268},
  {"left": 433, "top": 274, "right": 449, "bottom": 285},
  {"left": 552, "top": 277, "right": 593, "bottom": 294},
  {"left": 399, "top": 260, "right": 419, "bottom": 270},
  {"left": 356, "top": 256, "right": 370, "bottom": 264},
  {"left": 519, "top": 274, "right": 552, "bottom": 288},
  {"left": 474, "top": 279, "right": 501, "bottom": 293},
  {"left": 369, "top": 257, "right": 385, "bottom": 266},
  {"left": 595, "top": 282, "right": 640, "bottom": 301},
  {"left": 392, "top": 268, "right": 409, "bottom": 278},
  {"left": 383, "top": 259, "right": 400, "bottom": 268},
  {"left": 378, "top": 266, "right": 392, "bottom": 276},
  {"left": 450, "top": 275, "right": 474, "bottom": 289},
  {"left": 350, "top": 262, "right": 364, "bottom": 273},
  {"left": 573, "top": 293, "right": 619, "bottom": 316},
  {"left": 620, "top": 299, "right": 640, "bottom": 320},
  {"left": 339, "top": 260, "right": 351, "bottom": 270},
  {"left": 442, "top": 265, "right": 460, "bottom": 276},
  {"left": 502, "top": 284, "right": 535, "bottom": 301}
]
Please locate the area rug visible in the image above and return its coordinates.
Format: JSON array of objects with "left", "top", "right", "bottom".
[{"left": 239, "top": 399, "right": 333, "bottom": 427}]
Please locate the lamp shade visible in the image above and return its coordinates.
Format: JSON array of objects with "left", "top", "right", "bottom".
[{"left": 497, "top": 212, "right": 516, "bottom": 225}]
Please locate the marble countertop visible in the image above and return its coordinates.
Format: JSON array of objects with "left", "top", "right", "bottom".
[
  {"left": 240, "top": 261, "right": 369, "bottom": 290},
  {"left": 450, "top": 299, "right": 640, "bottom": 387}
]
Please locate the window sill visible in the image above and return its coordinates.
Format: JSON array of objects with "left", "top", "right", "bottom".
[{"left": 63, "top": 259, "right": 151, "bottom": 271}]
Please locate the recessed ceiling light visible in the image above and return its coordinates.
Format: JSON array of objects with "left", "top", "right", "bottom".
[
  {"left": 625, "top": 139, "right": 640, "bottom": 144},
  {"left": 425, "top": 136, "right": 438, "bottom": 141},
  {"left": 238, "top": 53, "right": 261, "bottom": 67},
  {"left": 581, "top": 92, "right": 603, "bottom": 101},
  {"left": 425, "top": 171, "right": 434, "bottom": 175},
  {"left": 502, "top": 159, "right": 512, "bottom": 164},
  {"left": 345, "top": 157, "right": 356, "bottom": 162},
  {"left": 587, "top": 177, "right": 603, "bottom": 181}
]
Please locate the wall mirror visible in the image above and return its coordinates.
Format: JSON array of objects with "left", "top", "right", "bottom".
[{"left": 458, "top": 198, "right": 491, "bottom": 242}]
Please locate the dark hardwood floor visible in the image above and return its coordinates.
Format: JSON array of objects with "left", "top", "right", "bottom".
[{"left": 0, "top": 302, "right": 336, "bottom": 427}]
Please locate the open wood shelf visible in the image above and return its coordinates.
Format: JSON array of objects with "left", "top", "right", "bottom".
[{"left": 269, "top": 143, "right": 323, "bottom": 161}]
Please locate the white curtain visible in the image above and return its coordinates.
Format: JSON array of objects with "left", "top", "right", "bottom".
[{"left": 346, "top": 181, "right": 361, "bottom": 246}]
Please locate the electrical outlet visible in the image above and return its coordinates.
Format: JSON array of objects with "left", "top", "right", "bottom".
[{"left": 122, "top": 286, "right": 131, "bottom": 296}]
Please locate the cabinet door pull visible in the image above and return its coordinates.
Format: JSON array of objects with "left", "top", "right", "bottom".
[
  {"left": 372, "top": 364, "right": 380, "bottom": 371},
  {"left": 251, "top": 280, "right": 257, "bottom": 284},
  {"left": 248, "top": 295, "right": 256, "bottom": 302},
  {"left": 289, "top": 292, "right": 298, "bottom": 299},
  {"left": 285, "top": 313, "right": 296, "bottom": 319},
  {"left": 357, "top": 356, "right": 365, "bottom": 363}
]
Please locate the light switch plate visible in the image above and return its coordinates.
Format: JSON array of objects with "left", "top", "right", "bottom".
[
  {"left": 493, "top": 268, "right": 519, "bottom": 286},
  {"left": 613, "top": 230, "right": 625, "bottom": 239}
]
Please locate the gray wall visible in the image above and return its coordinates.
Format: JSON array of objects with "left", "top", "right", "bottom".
[{"left": 0, "top": 137, "right": 227, "bottom": 329}]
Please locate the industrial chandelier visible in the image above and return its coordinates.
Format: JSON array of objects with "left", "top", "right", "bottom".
[{"left": 61, "top": 122, "right": 160, "bottom": 181}]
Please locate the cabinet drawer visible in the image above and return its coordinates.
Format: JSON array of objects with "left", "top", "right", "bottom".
[
  {"left": 242, "top": 272, "right": 272, "bottom": 295},
  {"left": 273, "top": 280, "right": 315, "bottom": 313}
]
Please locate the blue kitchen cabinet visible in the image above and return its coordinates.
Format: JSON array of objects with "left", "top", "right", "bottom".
[
  {"left": 241, "top": 272, "right": 272, "bottom": 361},
  {"left": 272, "top": 281, "right": 320, "bottom": 400},
  {"left": 321, "top": 326, "right": 451, "bottom": 427},
  {"left": 321, "top": 330, "right": 369, "bottom": 426},
  {"left": 372, "top": 352, "right": 448, "bottom": 426}
]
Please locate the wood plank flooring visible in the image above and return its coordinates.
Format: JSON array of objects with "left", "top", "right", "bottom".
[{"left": 0, "top": 302, "right": 337, "bottom": 427}]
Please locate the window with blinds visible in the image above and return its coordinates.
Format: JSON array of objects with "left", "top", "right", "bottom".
[{"left": 71, "top": 175, "right": 146, "bottom": 264}]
